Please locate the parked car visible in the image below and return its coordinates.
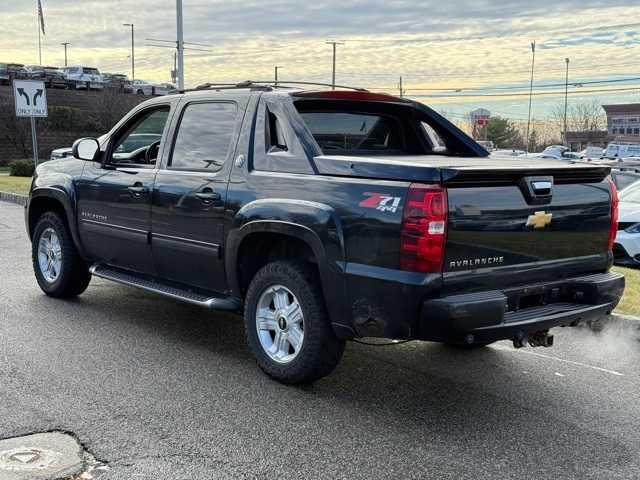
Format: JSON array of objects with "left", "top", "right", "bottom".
[
  {"left": 604, "top": 142, "right": 640, "bottom": 159},
  {"left": 614, "top": 181, "right": 640, "bottom": 267},
  {"left": 579, "top": 146, "right": 604, "bottom": 159},
  {"left": 0, "top": 63, "right": 9, "bottom": 84},
  {"left": 131, "top": 79, "right": 154, "bottom": 96},
  {"left": 50, "top": 147, "right": 73, "bottom": 162},
  {"left": 26, "top": 65, "right": 67, "bottom": 88},
  {"left": 492, "top": 149, "right": 526, "bottom": 157},
  {"left": 152, "top": 82, "right": 177, "bottom": 96},
  {"left": 611, "top": 169, "right": 640, "bottom": 191},
  {"left": 103, "top": 73, "right": 133, "bottom": 93},
  {"left": 0, "top": 62, "right": 30, "bottom": 83},
  {"left": 25, "top": 85, "right": 624, "bottom": 384},
  {"left": 62, "top": 66, "right": 105, "bottom": 90}
]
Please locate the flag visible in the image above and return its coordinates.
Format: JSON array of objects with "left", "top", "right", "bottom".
[{"left": 37, "top": 0, "right": 45, "bottom": 35}]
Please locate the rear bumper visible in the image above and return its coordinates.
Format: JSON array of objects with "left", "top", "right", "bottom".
[{"left": 419, "top": 271, "right": 624, "bottom": 344}]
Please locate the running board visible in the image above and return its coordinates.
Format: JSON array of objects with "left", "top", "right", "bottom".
[{"left": 89, "top": 264, "right": 242, "bottom": 312}]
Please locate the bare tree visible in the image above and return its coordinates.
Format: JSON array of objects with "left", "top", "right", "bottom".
[{"left": 551, "top": 99, "right": 606, "bottom": 136}]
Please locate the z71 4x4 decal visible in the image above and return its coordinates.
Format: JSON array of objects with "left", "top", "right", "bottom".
[{"left": 359, "top": 193, "right": 402, "bottom": 213}]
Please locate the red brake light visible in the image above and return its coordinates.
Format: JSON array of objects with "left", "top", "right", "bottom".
[
  {"left": 607, "top": 177, "right": 619, "bottom": 252},
  {"left": 400, "top": 183, "right": 447, "bottom": 273}
]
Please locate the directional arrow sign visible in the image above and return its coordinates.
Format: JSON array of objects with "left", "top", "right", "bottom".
[{"left": 13, "top": 80, "right": 48, "bottom": 117}]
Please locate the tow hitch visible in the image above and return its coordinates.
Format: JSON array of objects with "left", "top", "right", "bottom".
[{"left": 512, "top": 330, "right": 554, "bottom": 349}]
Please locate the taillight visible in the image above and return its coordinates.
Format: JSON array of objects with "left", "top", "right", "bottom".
[
  {"left": 400, "top": 183, "right": 447, "bottom": 273},
  {"left": 607, "top": 177, "right": 619, "bottom": 252}
]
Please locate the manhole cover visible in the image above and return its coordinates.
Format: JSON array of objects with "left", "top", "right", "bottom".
[
  {"left": 0, "top": 447, "right": 62, "bottom": 471},
  {"left": 0, "top": 432, "right": 88, "bottom": 479}
]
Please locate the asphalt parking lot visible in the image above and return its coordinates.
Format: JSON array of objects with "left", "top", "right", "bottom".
[{"left": 1, "top": 200, "right": 640, "bottom": 480}]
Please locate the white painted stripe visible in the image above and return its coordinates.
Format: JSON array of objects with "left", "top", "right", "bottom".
[{"left": 492, "top": 345, "right": 625, "bottom": 376}]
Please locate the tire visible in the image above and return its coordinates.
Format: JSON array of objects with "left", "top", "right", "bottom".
[
  {"left": 137, "top": 89, "right": 144, "bottom": 95},
  {"left": 244, "top": 261, "right": 345, "bottom": 384},
  {"left": 32, "top": 211, "right": 91, "bottom": 298}
]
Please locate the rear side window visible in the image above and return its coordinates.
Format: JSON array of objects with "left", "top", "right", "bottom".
[
  {"left": 299, "top": 112, "right": 403, "bottom": 153},
  {"left": 170, "top": 102, "right": 237, "bottom": 171}
]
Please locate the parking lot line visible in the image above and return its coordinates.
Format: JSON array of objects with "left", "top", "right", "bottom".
[{"left": 491, "top": 345, "right": 625, "bottom": 377}]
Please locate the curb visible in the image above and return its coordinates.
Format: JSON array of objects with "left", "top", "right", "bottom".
[
  {"left": 0, "top": 191, "right": 28, "bottom": 206},
  {"left": 611, "top": 313, "right": 640, "bottom": 323}
]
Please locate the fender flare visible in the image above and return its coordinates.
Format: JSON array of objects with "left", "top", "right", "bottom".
[
  {"left": 226, "top": 199, "right": 353, "bottom": 337},
  {"left": 226, "top": 219, "right": 328, "bottom": 294},
  {"left": 28, "top": 186, "right": 85, "bottom": 256}
]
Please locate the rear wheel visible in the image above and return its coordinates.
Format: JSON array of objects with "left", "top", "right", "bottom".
[
  {"left": 32, "top": 212, "right": 91, "bottom": 298},
  {"left": 244, "top": 261, "right": 345, "bottom": 384}
]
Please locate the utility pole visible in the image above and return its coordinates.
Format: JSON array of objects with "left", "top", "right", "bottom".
[
  {"left": 61, "top": 42, "right": 70, "bottom": 66},
  {"left": 326, "top": 40, "right": 344, "bottom": 90},
  {"left": 274, "top": 66, "right": 283, "bottom": 86},
  {"left": 399, "top": 76, "right": 404, "bottom": 97},
  {"left": 123, "top": 23, "right": 135, "bottom": 80},
  {"left": 176, "top": 0, "right": 185, "bottom": 89},
  {"left": 525, "top": 41, "right": 536, "bottom": 153},
  {"left": 563, "top": 57, "right": 570, "bottom": 146},
  {"left": 171, "top": 51, "right": 177, "bottom": 84}
]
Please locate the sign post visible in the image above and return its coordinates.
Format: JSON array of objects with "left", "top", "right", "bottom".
[{"left": 13, "top": 80, "right": 48, "bottom": 166}]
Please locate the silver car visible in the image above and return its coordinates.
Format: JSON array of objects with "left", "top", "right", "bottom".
[{"left": 63, "top": 66, "right": 105, "bottom": 90}]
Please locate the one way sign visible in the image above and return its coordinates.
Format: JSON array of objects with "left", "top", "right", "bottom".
[{"left": 13, "top": 80, "right": 48, "bottom": 117}]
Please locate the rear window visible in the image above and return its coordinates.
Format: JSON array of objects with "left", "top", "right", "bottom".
[{"left": 299, "top": 112, "right": 403, "bottom": 153}]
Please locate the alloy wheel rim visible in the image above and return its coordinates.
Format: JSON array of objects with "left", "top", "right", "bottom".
[
  {"left": 37, "top": 227, "right": 62, "bottom": 283},
  {"left": 255, "top": 284, "right": 304, "bottom": 364}
]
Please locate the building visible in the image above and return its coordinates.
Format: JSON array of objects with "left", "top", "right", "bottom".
[
  {"left": 470, "top": 108, "right": 490, "bottom": 140},
  {"left": 603, "top": 103, "right": 640, "bottom": 142}
]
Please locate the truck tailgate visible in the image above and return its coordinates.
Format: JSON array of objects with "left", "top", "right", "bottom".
[{"left": 443, "top": 163, "right": 613, "bottom": 293}]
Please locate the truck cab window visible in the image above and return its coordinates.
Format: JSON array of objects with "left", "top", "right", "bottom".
[
  {"left": 111, "top": 107, "right": 169, "bottom": 166},
  {"left": 170, "top": 102, "right": 237, "bottom": 171},
  {"left": 299, "top": 112, "right": 404, "bottom": 153}
]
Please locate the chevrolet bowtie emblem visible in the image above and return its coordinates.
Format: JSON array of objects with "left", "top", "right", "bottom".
[{"left": 526, "top": 211, "right": 553, "bottom": 229}]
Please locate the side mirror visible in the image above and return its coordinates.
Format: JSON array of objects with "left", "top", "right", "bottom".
[{"left": 72, "top": 138, "right": 100, "bottom": 162}]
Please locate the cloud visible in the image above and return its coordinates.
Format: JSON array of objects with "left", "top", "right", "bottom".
[{"left": 2, "top": 0, "right": 639, "bottom": 118}]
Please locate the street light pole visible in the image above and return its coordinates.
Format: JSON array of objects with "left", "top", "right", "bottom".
[
  {"left": 274, "top": 66, "right": 283, "bottom": 86},
  {"left": 176, "top": 0, "right": 185, "bottom": 90},
  {"left": 563, "top": 57, "right": 570, "bottom": 146},
  {"left": 61, "top": 42, "right": 70, "bottom": 66},
  {"left": 326, "top": 40, "right": 344, "bottom": 90},
  {"left": 525, "top": 41, "right": 536, "bottom": 153},
  {"left": 123, "top": 23, "right": 135, "bottom": 80}
]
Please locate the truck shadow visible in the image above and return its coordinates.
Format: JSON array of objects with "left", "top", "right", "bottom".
[{"left": 53, "top": 281, "right": 636, "bottom": 478}]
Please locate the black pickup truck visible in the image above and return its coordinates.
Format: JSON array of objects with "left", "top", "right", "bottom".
[{"left": 25, "top": 83, "right": 624, "bottom": 384}]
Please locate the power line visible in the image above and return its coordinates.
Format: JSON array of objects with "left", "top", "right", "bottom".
[
  {"left": 408, "top": 86, "right": 640, "bottom": 98},
  {"left": 401, "top": 77, "right": 640, "bottom": 92}
]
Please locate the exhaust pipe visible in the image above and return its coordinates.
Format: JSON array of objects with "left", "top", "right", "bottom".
[
  {"left": 512, "top": 330, "right": 554, "bottom": 348},
  {"left": 528, "top": 330, "right": 554, "bottom": 348}
]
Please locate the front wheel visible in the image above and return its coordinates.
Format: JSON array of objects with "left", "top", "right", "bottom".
[
  {"left": 244, "top": 261, "right": 345, "bottom": 384},
  {"left": 32, "top": 212, "right": 91, "bottom": 298}
]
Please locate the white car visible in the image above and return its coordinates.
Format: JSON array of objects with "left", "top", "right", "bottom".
[
  {"left": 132, "top": 79, "right": 154, "bottom": 96},
  {"left": 63, "top": 66, "right": 104, "bottom": 90},
  {"left": 614, "top": 182, "right": 640, "bottom": 267}
]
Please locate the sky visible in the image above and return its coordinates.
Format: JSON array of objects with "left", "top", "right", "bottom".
[{"left": 2, "top": 0, "right": 640, "bottom": 121}]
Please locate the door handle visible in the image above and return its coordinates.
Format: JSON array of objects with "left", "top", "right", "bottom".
[
  {"left": 128, "top": 183, "right": 149, "bottom": 197},
  {"left": 195, "top": 189, "right": 221, "bottom": 203}
]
